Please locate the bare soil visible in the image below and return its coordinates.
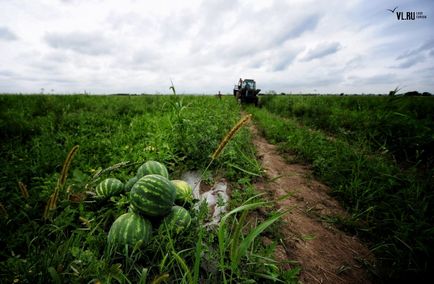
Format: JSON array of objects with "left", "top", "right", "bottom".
[{"left": 251, "top": 124, "right": 374, "bottom": 283}]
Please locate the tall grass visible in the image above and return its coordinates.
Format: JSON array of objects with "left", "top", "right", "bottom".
[
  {"left": 260, "top": 95, "right": 434, "bottom": 169},
  {"left": 0, "top": 94, "right": 290, "bottom": 282},
  {"left": 249, "top": 104, "right": 434, "bottom": 281},
  {"left": 217, "top": 197, "right": 288, "bottom": 283}
]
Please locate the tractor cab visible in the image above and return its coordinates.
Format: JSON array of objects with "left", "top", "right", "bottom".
[
  {"left": 234, "top": 79, "right": 261, "bottom": 106},
  {"left": 242, "top": 79, "right": 256, "bottom": 90}
]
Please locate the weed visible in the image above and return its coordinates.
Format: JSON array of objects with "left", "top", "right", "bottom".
[{"left": 249, "top": 99, "right": 434, "bottom": 281}]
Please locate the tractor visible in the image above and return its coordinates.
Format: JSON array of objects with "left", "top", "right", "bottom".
[{"left": 233, "top": 79, "right": 261, "bottom": 106}]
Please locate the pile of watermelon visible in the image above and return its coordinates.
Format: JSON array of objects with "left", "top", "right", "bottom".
[{"left": 94, "top": 160, "right": 194, "bottom": 250}]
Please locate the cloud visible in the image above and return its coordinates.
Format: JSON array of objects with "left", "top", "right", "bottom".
[
  {"left": 0, "top": 26, "right": 18, "bottom": 41},
  {"left": 393, "top": 39, "right": 434, "bottom": 69},
  {"left": 0, "top": 69, "right": 15, "bottom": 77},
  {"left": 393, "top": 54, "right": 425, "bottom": 69},
  {"left": 302, "top": 42, "right": 341, "bottom": 61},
  {"left": 115, "top": 47, "right": 162, "bottom": 71},
  {"left": 396, "top": 39, "right": 434, "bottom": 60},
  {"left": 44, "top": 31, "right": 114, "bottom": 55},
  {"left": 272, "top": 48, "right": 302, "bottom": 71},
  {"left": 273, "top": 14, "right": 320, "bottom": 45},
  {"left": 0, "top": 0, "right": 433, "bottom": 94},
  {"left": 348, "top": 73, "right": 397, "bottom": 85},
  {"left": 255, "top": 11, "right": 321, "bottom": 50}
]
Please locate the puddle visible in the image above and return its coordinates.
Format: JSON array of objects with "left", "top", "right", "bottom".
[
  {"left": 181, "top": 171, "right": 229, "bottom": 228},
  {"left": 181, "top": 171, "right": 202, "bottom": 199}
]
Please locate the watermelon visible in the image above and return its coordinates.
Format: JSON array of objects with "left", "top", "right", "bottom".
[
  {"left": 137, "top": 160, "right": 169, "bottom": 179},
  {"left": 128, "top": 203, "right": 139, "bottom": 214},
  {"left": 95, "top": 178, "right": 124, "bottom": 198},
  {"left": 130, "top": 174, "right": 176, "bottom": 217},
  {"left": 171, "top": 180, "right": 193, "bottom": 204},
  {"left": 162, "top": 206, "right": 191, "bottom": 234},
  {"left": 125, "top": 176, "right": 139, "bottom": 192},
  {"left": 108, "top": 212, "right": 152, "bottom": 248}
]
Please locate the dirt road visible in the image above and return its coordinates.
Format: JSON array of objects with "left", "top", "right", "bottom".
[{"left": 251, "top": 124, "right": 373, "bottom": 283}]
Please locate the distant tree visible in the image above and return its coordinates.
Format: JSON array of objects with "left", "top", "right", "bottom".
[
  {"left": 388, "top": 86, "right": 401, "bottom": 96},
  {"left": 404, "top": 91, "right": 421, "bottom": 96}
]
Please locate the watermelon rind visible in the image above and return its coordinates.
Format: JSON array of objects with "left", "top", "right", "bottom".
[
  {"left": 107, "top": 212, "right": 152, "bottom": 248},
  {"left": 171, "top": 180, "right": 193, "bottom": 204},
  {"left": 136, "top": 160, "right": 169, "bottom": 179},
  {"left": 95, "top": 178, "right": 124, "bottom": 198},
  {"left": 125, "top": 176, "right": 139, "bottom": 192},
  {"left": 162, "top": 206, "right": 192, "bottom": 234},
  {"left": 130, "top": 174, "right": 176, "bottom": 217}
]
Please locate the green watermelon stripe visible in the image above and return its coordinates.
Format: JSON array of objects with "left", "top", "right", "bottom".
[
  {"left": 96, "top": 178, "right": 123, "bottom": 198},
  {"left": 137, "top": 161, "right": 169, "bottom": 179},
  {"left": 105, "top": 179, "right": 111, "bottom": 196},
  {"left": 130, "top": 174, "right": 175, "bottom": 216},
  {"left": 136, "top": 177, "right": 174, "bottom": 198},
  {"left": 108, "top": 212, "right": 152, "bottom": 248},
  {"left": 133, "top": 187, "right": 171, "bottom": 202},
  {"left": 162, "top": 206, "right": 191, "bottom": 234}
]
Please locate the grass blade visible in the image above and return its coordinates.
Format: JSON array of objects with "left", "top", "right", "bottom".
[{"left": 236, "top": 210, "right": 288, "bottom": 266}]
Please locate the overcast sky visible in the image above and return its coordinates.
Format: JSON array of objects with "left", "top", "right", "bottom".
[{"left": 0, "top": 0, "right": 433, "bottom": 94}]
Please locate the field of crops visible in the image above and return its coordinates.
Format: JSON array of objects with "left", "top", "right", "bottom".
[
  {"left": 250, "top": 95, "right": 434, "bottom": 280},
  {"left": 1, "top": 95, "right": 291, "bottom": 283},
  {"left": 1, "top": 94, "right": 433, "bottom": 282}
]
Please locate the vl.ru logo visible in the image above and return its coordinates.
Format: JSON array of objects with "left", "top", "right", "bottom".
[{"left": 387, "top": 6, "right": 427, "bottom": 20}]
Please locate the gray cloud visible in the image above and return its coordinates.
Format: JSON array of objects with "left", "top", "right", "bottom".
[
  {"left": 396, "top": 39, "right": 434, "bottom": 60},
  {"left": 255, "top": 10, "right": 321, "bottom": 50},
  {"left": 0, "top": 69, "right": 16, "bottom": 77},
  {"left": 393, "top": 54, "right": 425, "bottom": 69},
  {"left": 192, "top": 4, "right": 321, "bottom": 62},
  {"left": 349, "top": 73, "right": 397, "bottom": 85},
  {"left": 1, "top": 1, "right": 433, "bottom": 94},
  {"left": 115, "top": 48, "right": 162, "bottom": 71},
  {"left": 272, "top": 49, "right": 301, "bottom": 71},
  {"left": 302, "top": 42, "right": 341, "bottom": 61},
  {"left": 274, "top": 14, "right": 320, "bottom": 45},
  {"left": 0, "top": 26, "right": 18, "bottom": 41},
  {"left": 44, "top": 31, "right": 114, "bottom": 55},
  {"left": 393, "top": 39, "right": 434, "bottom": 69}
]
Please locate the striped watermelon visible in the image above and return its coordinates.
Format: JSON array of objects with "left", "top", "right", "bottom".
[
  {"left": 171, "top": 180, "right": 193, "bottom": 204},
  {"left": 125, "top": 176, "right": 139, "bottom": 192},
  {"left": 95, "top": 178, "right": 124, "bottom": 198},
  {"left": 108, "top": 212, "right": 152, "bottom": 248},
  {"left": 130, "top": 174, "right": 176, "bottom": 217},
  {"left": 162, "top": 206, "right": 192, "bottom": 234},
  {"left": 137, "top": 161, "right": 169, "bottom": 179}
]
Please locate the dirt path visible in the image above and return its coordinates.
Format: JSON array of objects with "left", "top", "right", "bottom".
[{"left": 251, "top": 124, "right": 373, "bottom": 283}]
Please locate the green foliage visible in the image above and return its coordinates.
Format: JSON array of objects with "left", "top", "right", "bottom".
[
  {"left": 0, "top": 94, "right": 286, "bottom": 283},
  {"left": 249, "top": 100, "right": 434, "bottom": 281},
  {"left": 260, "top": 95, "right": 434, "bottom": 169},
  {"left": 217, "top": 194, "right": 295, "bottom": 283}
]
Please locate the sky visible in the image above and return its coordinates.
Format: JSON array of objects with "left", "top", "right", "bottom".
[{"left": 0, "top": 0, "right": 433, "bottom": 94}]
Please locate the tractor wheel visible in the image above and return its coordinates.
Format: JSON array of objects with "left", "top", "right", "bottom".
[{"left": 236, "top": 91, "right": 242, "bottom": 104}]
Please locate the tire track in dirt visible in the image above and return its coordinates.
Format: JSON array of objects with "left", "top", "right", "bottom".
[{"left": 251, "top": 124, "right": 374, "bottom": 283}]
